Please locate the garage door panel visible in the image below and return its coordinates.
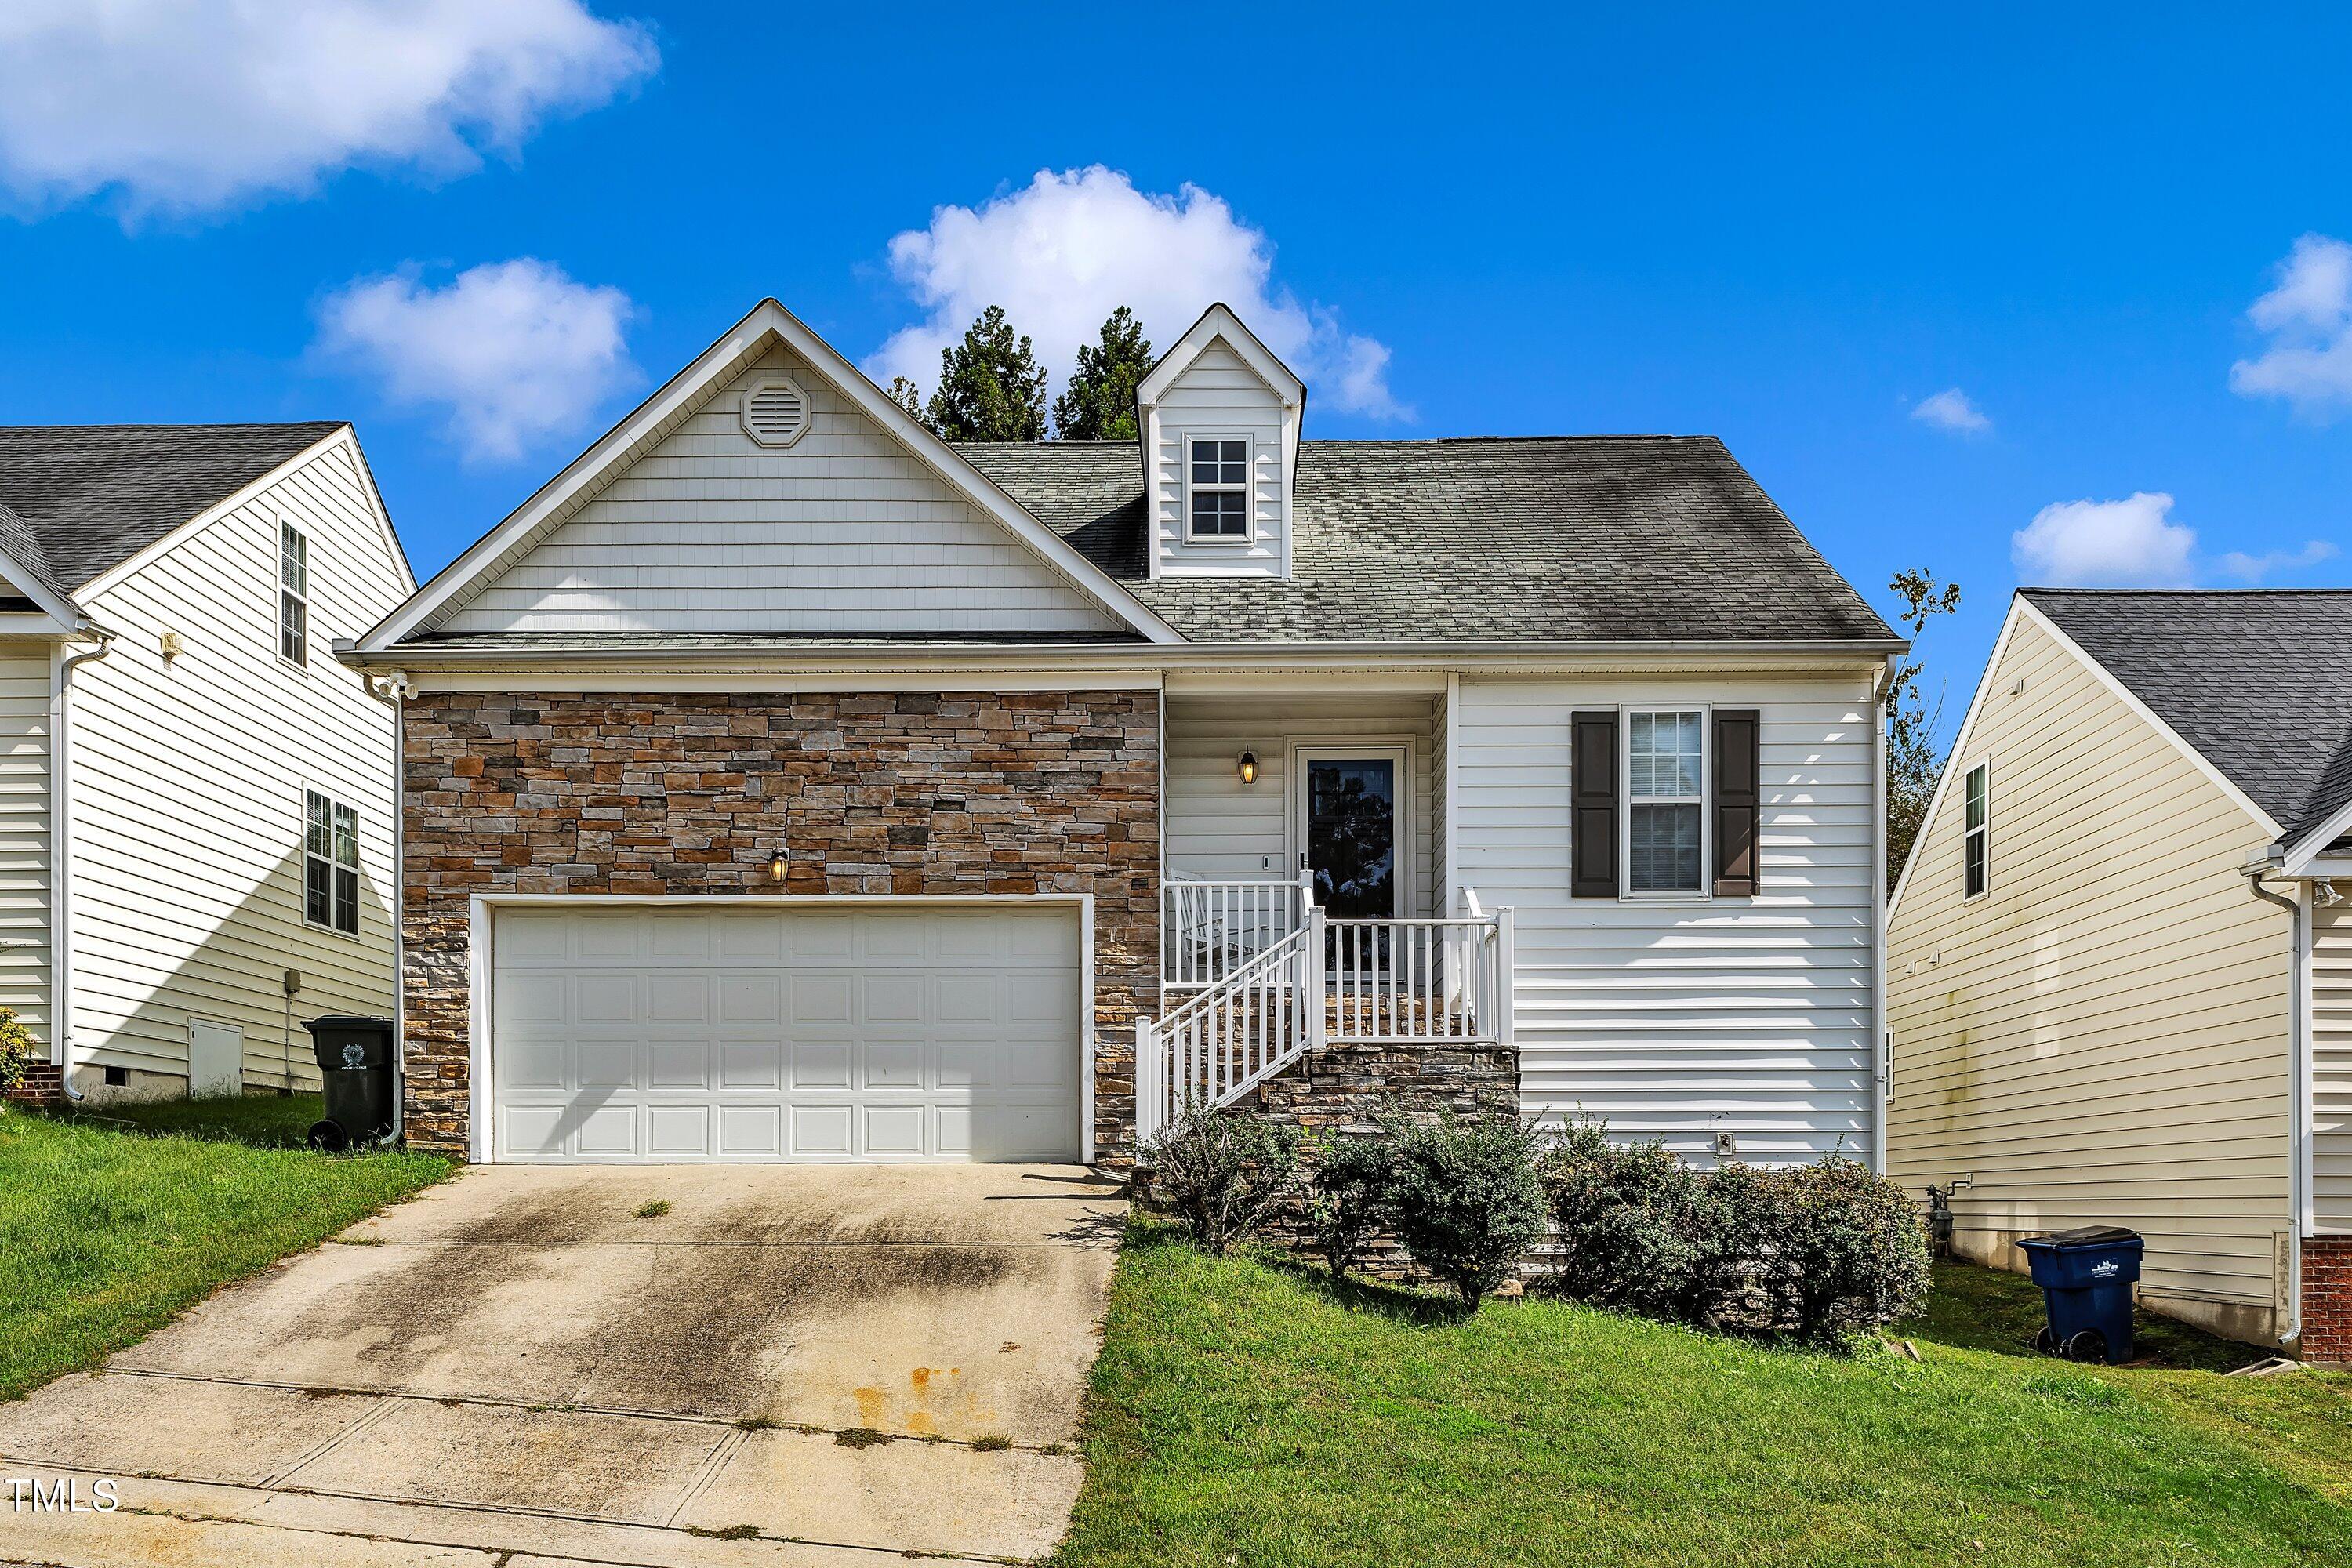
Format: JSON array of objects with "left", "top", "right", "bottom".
[
  {"left": 648, "top": 1040, "right": 711, "bottom": 1089},
  {"left": 791, "top": 974, "right": 854, "bottom": 1025},
  {"left": 491, "top": 904, "right": 1083, "bottom": 1163},
  {"left": 646, "top": 1105, "right": 712, "bottom": 1157},
  {"left": 719, "top": 1037, "right": 783, "bottom": 1089},
  {"left": 720, "top": 975, "right": 783, "bottom": 1025},
  {"left": 864, "top": 975, "right": 927, "bottom": 1025}
]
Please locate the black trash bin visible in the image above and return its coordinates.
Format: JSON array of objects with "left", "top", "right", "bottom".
[
  {"left": 304, "top": 1014, "right": 395, "bottom": 1152},
  {"left": 2016, "top": 1225, "right": 2144, "bottom": 1363}
]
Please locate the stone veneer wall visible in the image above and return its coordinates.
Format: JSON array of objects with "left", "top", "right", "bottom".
[
  {"left": 2305, "top": 1236, "right": 2352, "bottom": 1368},
  {"left": 1149, "top": 1040, "right": 1521, "bottom": 1283},
  {"left": 401, "top": 690, "right": 1159, "bottom": 1160}
]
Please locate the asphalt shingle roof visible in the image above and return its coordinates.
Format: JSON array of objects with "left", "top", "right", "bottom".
[
  {"left": 2023, "top": 588, "right": 2352, "bottom": 847},
  {"left": 956, "top": 436, "right": 1893, "bottom": 644},
  {"left": 0, "top": 423, "right": 343, "bottom": 594}
]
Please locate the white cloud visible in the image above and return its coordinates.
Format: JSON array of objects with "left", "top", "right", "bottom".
[
  {"left": 1910, "top": 387, "right": 1991, "bottom": 435},
  {"left": 317, "top": 260, "right": 636, "bottom": 463},
  {"left": 0, "top": 1, "right": 656, "bottom": 219},
  {"left": 2012, "top": 493, "right": 2197, "bottom": 586},
  {"left": 2216, "top": 539, "right": 2339, "bottom": 582},
  {"left": 2230, "top": 234, "right": 2352, "bottom": 416},
  {"left": 869, "top": 166, "right": 1407, "bottom": 420},
  {"left": 2012, "top": 490, "right": 2337, "bottom": 587}
]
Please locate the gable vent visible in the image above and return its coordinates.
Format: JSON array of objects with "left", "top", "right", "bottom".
[{"left": 740, "top": 374, "right": 811, "bottom": 448}]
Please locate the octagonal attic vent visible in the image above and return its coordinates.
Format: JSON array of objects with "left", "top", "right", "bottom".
[{"left": 740, "top": 374, "right": 810, "bottom": 448}]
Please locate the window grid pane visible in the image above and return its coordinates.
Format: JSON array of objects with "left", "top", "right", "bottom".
[
  {"left": 334, "top": 803, "right": 358, "bottom": 868},
  {"left": 1629, "top": 803, "right": 1703, "bottom": 892},
  {"left": 333, "top": 867, "right": 359, "bottom": 935},
  {"left": 281, "top": 591, "right": 307, "bottom": 664},
  {"left": 1189, "top": 489, "right": 1248, "bottom": 539},
  {"left": 306, "top": 858, "right": 333, "bottom": 926}
]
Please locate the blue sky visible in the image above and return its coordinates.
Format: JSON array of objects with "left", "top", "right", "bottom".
[{"left": 4, "top": 3, "right": 2350, "bottom": 713}]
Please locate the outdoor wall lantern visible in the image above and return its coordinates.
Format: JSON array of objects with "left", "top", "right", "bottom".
[
  {"left": 767, "top": 849, "right": 788, "bottom": 884},
  {"left": 1237, "top": 750, "right": 1259, "bottom": 786}
]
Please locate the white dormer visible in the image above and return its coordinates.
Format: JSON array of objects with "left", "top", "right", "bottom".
[{"left": 1136, "top": 304, "right": 1304, "bottom": 580}]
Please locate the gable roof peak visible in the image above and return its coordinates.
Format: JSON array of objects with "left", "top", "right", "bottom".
[{"left": 1137, "top": 303, "right": 1305, "bottom": 410}]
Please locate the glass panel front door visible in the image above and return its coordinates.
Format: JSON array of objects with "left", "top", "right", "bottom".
[{"left": 1303, "top": 757, "right": 1397, "bottom": 918}]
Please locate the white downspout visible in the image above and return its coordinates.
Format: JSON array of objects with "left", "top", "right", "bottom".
[
  {"left": 50, "top": 630, "right": 115, "bottom": 1101},
  {"left": 360, "top": 670, "right": 411, "bottom": 1145},
  {"left": 1871, "top": 656, "right": 1892, "bottom": 1174},
  {"left": 2246, "top": 867, "right": 2307, "bottom": 1348}
]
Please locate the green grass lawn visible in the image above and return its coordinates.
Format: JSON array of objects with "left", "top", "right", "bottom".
[
  {"left": 0, "top": 1096, "right": 447, "bottom": 1401},
  {"left": 1053, "top": 1230, "right": 2352, "bottom": 1568}
]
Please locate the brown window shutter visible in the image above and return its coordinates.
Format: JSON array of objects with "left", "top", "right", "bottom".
[
  {"left": 1713, "top": 708, "right": 1761, "bottom": 896},
  {"left": 1570, "top": 710, "right": 1619, "bottom": 898}
]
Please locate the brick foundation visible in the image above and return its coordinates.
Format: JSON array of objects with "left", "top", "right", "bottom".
[
  {"left": 2304, "top": 1236, "right": 2352, "bottom": 1368},
  {"left": 401, "top": 689, "right": 1159, "bottom": 1160},
  {"left": 3, "top": 1062, "right": 61, "bottom": 1105}
]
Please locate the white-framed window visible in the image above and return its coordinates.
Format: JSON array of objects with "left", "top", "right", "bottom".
[
  {"left": 1187, "top": 436, "right": 1251, "bottom": 542},
  {"left": 1624, "top": 709, "right": 1707, "bottom": 895},
  {"left": 1962, "top": 760, "right": 1989, "bottom": 900},
  {"left": 304, "top": 788, "right": 359, "bottom": 936},
  {"left": 279, "top": 521, "right": 308, "bottom": 666}
]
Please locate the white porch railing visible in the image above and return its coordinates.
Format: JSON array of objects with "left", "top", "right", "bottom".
[
  {"left": 1163, "top": 872, "right": 1315, "bottom": 990},
  {"left": 1136, "top": 904, "right": 1515, "bottom": 1145}
]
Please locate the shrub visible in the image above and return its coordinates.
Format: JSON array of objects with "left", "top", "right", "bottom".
[
  {"left": 1693, "top": 1156, "right": 1933, "bottom": 1346},
  {"left": 1141, "top": 1104, "right": 1299, "bottom": 1255},
  {"left": 1305, "top": 1131, "right": 1396, "bottom": 1282},
  {"left": 1539, "top": 1117, "right": 1706, "bottom": 1318},
  {"left": 0, "top": 1006, "right": 35, "bottom": 1099},
  {"left": 1383, "top": 1107, "right": 1548, "bottom": 1308}
]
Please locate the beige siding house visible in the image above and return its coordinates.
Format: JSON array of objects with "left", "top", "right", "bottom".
[
  {"left": 1888, "top": 588, "right": 2352, "bottom": 1364},
  {"left": 0, "top": 424, "right": 412, "bottom": 1102},
  {"left": 341, "top": 297, "right": 1904, "bottom": 1174}
]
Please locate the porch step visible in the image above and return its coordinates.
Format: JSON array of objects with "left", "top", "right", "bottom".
[{"left": 5, "top": 1062, "right": 63, "bottom": 1105}]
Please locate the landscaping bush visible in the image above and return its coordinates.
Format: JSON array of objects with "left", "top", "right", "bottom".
[
  {"left": 1305, "top": 1131, "right": 1396, "bottom": 1282},
  {"left": 1383, "top": 1108, "right": 1548, "bottom": 1308},
  {"left": 1694, "top": 1156, "right": 1932, "bottom": 1345},
  {"left": 0, "top": 1006, "right": 35, "bottom": 1101},
  {"left": 1538, "top": 1117, "right": 1705, "bottom": 1318},
  {"left": 1141, "top": 1105, "right": 1299, "bottom": 1255},
  {"left": 1539, "top": 1119, "right": 1933, "bottom": 1346}
]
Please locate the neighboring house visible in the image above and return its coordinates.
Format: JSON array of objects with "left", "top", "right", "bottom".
[
  {"left": 343, "top": 299, "right": 1900, "bottom": 1181},
  {"left": 0, "top": 424, "right": 413, "bottom": 1102},
  {"left": 1886, "top": 588, "right": 2352, "bottom": 1366}
]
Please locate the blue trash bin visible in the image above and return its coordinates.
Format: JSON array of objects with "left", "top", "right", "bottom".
[{"left": 2016, "top": 1225, "right": 2143, "bottom": 1364}]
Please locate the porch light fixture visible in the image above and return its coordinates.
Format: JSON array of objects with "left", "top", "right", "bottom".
[
  {"left": 1237, "top": 750, "right": 1258, "bottom": 786},
  {"left": 767, "top": 849, "right": 788, "bottom": 884}
]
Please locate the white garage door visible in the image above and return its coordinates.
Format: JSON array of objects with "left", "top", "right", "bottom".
[{"left": 488, "top": 903, "right": 1083, "bottom": 1163}]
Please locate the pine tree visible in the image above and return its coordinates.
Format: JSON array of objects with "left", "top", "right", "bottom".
[
  {"left": 1883, "top": 568, "right": 1963, "bottom": 890},
  {"left": 924, "top": 306, "right": 1047, "bottom": 441},
  {"left": 1052, "top": 307, "right": 1153, "bottom": 439},
  {"left": 885, "top": 376, "right": 928, "bottom": 429}
]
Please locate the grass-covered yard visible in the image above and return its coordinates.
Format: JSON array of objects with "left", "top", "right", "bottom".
[
  {"left": 1054, "top": 1229, "right": 2352, "bottom": 1568},
  {"left": 0, "top": 1095, "right": 447, "bottom": 1401}
]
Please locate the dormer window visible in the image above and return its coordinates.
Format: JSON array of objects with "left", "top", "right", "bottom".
[{"left": 1188, "top": 437, "right": 1250, "bottom": 541}]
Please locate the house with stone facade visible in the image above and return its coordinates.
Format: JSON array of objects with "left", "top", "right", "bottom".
[
  {"left": 341, "top": 299, "right": 1900, "bottom": 1179},
  {"left": 1887, "top": 589, "right": 2352, "bottom": 1367},
  {"left": 0, "top": 423, "right": 412, "bottom": 1105}
]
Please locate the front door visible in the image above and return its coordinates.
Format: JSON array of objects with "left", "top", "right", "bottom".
[{"left": 1294, "top": 747, "right": 1404, "bottom": 920}]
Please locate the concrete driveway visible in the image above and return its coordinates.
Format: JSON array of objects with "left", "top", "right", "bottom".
[{"left": 0, "top": 1163, "right": 1125, "bottom": 1567}]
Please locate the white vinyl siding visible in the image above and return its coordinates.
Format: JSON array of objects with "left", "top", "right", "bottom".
[
  {"left": 1886, "top": 611, "right": 2289, "bottom": 1332},
  {"left": 66, "top": 437, "right": 405, "bottom": 1089},
  {"left": 0, "top": 647, "right": 51, "bottom": 1047},
  {"left": 1149, "top": 343, "right": 1286, "bottom": 578},
  {"left": 1453, "top": 672, "right": 1878, "bottom": 1163},
  {"left": 1163, "top": 694, "right": 1437, "bottom": 915},
  {"left": 441, "top": 343, "right": 1124, "bottom": 637},
  {"left": 2314, "top": 902, "right": 2352, "bottom": 1232}
]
